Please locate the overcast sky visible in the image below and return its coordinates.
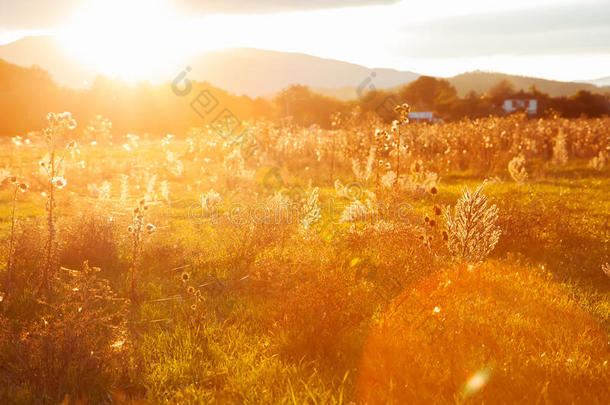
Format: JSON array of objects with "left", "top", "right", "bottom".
[{"left": 0, "top": 0, "right": 608, "bottom": 81}]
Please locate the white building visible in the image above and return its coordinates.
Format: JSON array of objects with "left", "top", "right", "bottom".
[
  {"left": 408, "top": 111, "right": 435, "bottom": 122},
  {"left": 502, "top": 99, "right": 538, "bottom": 115}
]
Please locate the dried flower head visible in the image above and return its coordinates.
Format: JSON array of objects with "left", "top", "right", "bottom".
[
  {"left": 18, "top": 183, "right": 29, "bottom": 193},
  {"left": 145, "top": 223, "right": 156, "bottom": 234},
  {"left": 53, "top": 177, "right": 67, "bottom": 189},
  {"left": 181, "top": 272, "right": 190, "bottom": 283},
  {"left": 602, "top": 263, "right": 610, "bottom": 278}
]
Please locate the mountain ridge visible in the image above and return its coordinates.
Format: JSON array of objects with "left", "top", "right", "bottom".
[{"left": 1, "top": 35, "right": 608, "bottom": 99}]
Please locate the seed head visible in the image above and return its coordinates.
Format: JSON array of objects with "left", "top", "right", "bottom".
[{"left": 53, "top": 177, "right": 67, "bottom": 189}]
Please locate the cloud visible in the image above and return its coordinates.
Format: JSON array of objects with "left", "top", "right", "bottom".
[
  {"left": 0, "top": 0, "right": 80, "bottom": 30},
  {"left": 175, "top": 0, "right": 399, "bottom": 14},
  {"left": 399, "top": 1, "right": 610, "bottom": 58},
  {"left": 0, "top": 0, "right": 400, "bottom": 30}
]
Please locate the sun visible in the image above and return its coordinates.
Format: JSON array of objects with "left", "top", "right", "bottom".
[{"left": 58, "top": 0, "right": 189, "bottom": 82}]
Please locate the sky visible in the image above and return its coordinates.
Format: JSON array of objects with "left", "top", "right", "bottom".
[{"left": 0, "top": 0, "right": 609, "bottom": 81}]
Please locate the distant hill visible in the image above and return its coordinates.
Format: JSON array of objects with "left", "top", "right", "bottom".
[
  {"left": 0, "top": 36, "right": 420, "bottom": 97},
  {"left": 0, "top": 36, "right": 97, "bottom": 88},
  {"left": 578, "top": 76, "right": 610, "bottom": 87},
  {"left": 447, "top": 71, "right": 610, "bottom": 98},
  {"left": 0, "top": 36, "right": 607, "bottom": 100}
]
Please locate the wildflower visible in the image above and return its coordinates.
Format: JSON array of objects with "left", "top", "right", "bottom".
[
  {"left": 602, "top": 263, "right": 610, "bottom": 278},
  {"left": 429, "top": 185, "right": 438, "bottom": 195},
  {"left": 589, "top": 151, "right": 607, "bottom": 171},
  {"left": 429, "top": 219, "right": 436, "bottom": 227},
  {"left": 191, "top": 304, "right": 197, "bottom": 311},
  {"left": 39, "top": 161, "right": 46, "bottom": 168},
  {"left": 67, "top": 140, "right": 78, "bottom": 150},
  {"left": 111, "top": 340, "right": 125, "bottom": 349},
  {"left": 424, "top": 215, "right": 430, "bottom": 223},
  {"left": 146, "top": 223, "right": 156, "bottom": 234},
  {"left": 434, "top": 205, "right": 442, "bottom": 216},
  {"left": 18, "top": 183, "right": 29, "bottom": 193},
  {"left": 8, "top": 175, "right": 17, "bottom": 184},
  {"left": 442, "top": 230, "right": 449, "bottom": 241},
  {"left": 187, "top": 286, "right": 195, "bottom": 294},
  {"left": 127, "top": 226, "right": 134, "bottom": 233},
  {"left": 391, "top": 120, "right": 400, "bottom": 132},
  {"left": 53, "top": 177, "right": 67, "bottom": 189},
  {"left": 181, "top": 272, "right": 190, "bottom": 283},
  {"left": 508, "top": 155, "right": 528, "bottom": 184},
  {"left": 552, "top": 130, "right": 569, "bottom": 166}
]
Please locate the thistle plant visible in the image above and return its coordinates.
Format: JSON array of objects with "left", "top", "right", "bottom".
[
  {"left": 299, "top": 187, "right": 322, "bottom": 234},
  {"left": 444, "top": 183, "right": 501, "bottom": 262},
  {"left": 351, "top": 146, "right": 376, "bottom": 183},
  {"left": 82, "top": 115, "right": 112, "bottom": 143},
  {"left": 4, "top": 176, "right": 29, "bottom": 293},
  {"left": 552, "top": 130, "right": 569, "bottom": 166},
  {"left": 588, "top": 151, "right": 607, "bottom": 171},
  {"left": 341, "top": 191, "right": 378, "bottom": 223},
  {"left": 127, "top": 199, "right": 156, "bottom": 299},
  {"left": 508, "top": 154, "right": 528, "bottom": 184},
  {"left": 391, "top": 103, "right": 410, "bottom": 188},
  {"left": 40, "top": 112, "right": 77, "bottom": 289},
  {"left": 120, "top": 174, "right": 130, "bottom": 202}
]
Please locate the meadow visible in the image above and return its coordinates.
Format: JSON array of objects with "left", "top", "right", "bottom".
[{"left": 0, "top": 109, "right": 609, "bottom": 404}]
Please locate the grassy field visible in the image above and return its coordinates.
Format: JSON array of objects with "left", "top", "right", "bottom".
[{"left": 0, "top": 112, "right": 609, "bottom": 404}]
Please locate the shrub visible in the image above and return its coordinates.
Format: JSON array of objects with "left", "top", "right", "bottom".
[{"left": 0, "top": 261, "right": 128, "bottom": 404}]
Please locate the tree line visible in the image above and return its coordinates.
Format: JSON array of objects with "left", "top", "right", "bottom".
[{"left": 0, "top": 58, "right": 608, "bottom": 135}]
